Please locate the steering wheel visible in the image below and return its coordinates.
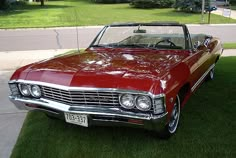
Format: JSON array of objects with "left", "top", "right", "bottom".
[{"left": 155, "top": 39, "right": 176, "bottom": 47}]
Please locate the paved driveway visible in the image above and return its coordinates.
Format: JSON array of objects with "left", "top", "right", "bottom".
[
  {"left": 0, "top": 49, "right": 70, "bottom": 158},
  {"left": 0, "top": 70, "right": 26, "bottom": 158}
]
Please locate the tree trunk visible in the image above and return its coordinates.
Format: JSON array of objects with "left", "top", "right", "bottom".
[{"left": 40, "top": 0, "right": 44, "bottom": 6}]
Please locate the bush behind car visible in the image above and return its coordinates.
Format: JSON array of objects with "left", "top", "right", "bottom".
[{"left": 130, "top": 0, "right": 174, "bottom": 8}]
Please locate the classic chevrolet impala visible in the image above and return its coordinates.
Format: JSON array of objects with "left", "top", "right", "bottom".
[{"left": 9, "top": 23, "right": 223, "bottom": 138}]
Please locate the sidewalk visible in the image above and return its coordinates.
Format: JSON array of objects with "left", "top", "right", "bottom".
[
  {"left": 221, "top": 49, "right": 236, "bottom": 56},
  {"left": 212, "top": 7, "right": 236, "bottom": 19},
  {"left": 0, "top": 49, "right": 235, "bottom": 158}
]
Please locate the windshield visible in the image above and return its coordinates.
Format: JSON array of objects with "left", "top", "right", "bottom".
[{"left": 92, "top": 25, "right": 186, "bottom": 50}]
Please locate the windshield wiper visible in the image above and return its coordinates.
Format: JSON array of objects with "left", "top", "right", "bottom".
[
  {"left": 90, "top": 44, "right": 114, "bottom": 48},
  {"left": 115, "top": 44, "right": 148, "bottom": 48},
  {"left": 91, "top": 44, "right": 157, "bottom": 50}
]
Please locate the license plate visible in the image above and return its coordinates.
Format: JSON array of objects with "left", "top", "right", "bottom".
[{"left": 64, "top": 113, "right": 88, "bottom": 127}]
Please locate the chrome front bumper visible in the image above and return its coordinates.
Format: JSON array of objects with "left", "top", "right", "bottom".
[{"left": 9, "top": 95, "right": 168, "bottom": 132}]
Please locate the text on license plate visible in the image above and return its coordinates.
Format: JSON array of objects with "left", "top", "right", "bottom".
[{"left": 64, "top": 113, "right": 88, "bottom": 127}]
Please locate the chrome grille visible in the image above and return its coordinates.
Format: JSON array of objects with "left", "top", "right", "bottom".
[{"left": 41, "top": 86, "right": 120, "bottom": 107}]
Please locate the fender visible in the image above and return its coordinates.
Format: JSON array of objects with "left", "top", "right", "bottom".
[{"left": 160, "top": 62, "right": 190, "bottom": 116}]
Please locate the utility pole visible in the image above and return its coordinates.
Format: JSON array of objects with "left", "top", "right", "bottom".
[{"left": 201, "top": 0, "right": 205, "bottom": 23}]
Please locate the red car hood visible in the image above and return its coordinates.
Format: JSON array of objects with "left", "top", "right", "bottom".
[{"left": 23, "top": 49, "right": 189, "bottom": 93}]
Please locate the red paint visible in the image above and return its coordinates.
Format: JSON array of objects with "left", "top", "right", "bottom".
[
  {"left": 128, "top": 119, "right": 144, "bottom": 125},
  {"left": 26, "top": 104, "right": 38, "bottom": 108}
]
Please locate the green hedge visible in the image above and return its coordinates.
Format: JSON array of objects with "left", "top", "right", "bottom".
[
  {"left": 174, "top": 0, "right": 210, "bottom": 13},
  {"left": 230, "top": 0, "right": 236, "bottom": 5},
  {"left": 130, "top": 0, "right": 174, "bottom": 8},
  {"left": 0, "top": 0, "right": 10, "bottom": 10},
  {"left": 0, "top": 0, "right": 28, "bottom": 10}
]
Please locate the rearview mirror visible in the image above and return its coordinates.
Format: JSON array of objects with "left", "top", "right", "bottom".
[{"left": 133, "top": 29, "right": 146, "bottom": 33}]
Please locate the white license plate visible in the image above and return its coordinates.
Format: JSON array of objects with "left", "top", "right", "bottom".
[{"left": 64, "top": 113, "right": 88, "bottom": 127}]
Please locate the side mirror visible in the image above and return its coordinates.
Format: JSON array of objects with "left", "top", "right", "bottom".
[
  {"left": 193, "top": 41, "right": 201, "bottom": 49},
  {"left": 203, "top": 38, "right": 211, "bottom": 47}
]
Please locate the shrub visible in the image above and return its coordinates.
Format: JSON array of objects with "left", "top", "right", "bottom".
[
  {"left": 130, "top": 0, "right": 174, "bottom": 8},
  {"left": 11, "top": 0, "right": 28, "bottom": 6},
  {"left": 174, "top": 0, "right": 210, "bottom": 13},
  {"left": 91, "top": 0, "right": 129, "bottom": 4},
  {"left": 230, "top": 0, "right": 236, "bottom": 5},
  {"left": 0, "top": 0, "right": 10, "bottom": 10},
  {"left": 0, "top": 0, "right": 28, "bottom": 10}
]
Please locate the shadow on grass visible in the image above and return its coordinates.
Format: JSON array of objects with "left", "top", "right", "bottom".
[
  {"left": 152, "top": 9, "right": 198, "bottom": 17},
  {"left": 66, "top": 0, "right": 95, "bottom": 4}
]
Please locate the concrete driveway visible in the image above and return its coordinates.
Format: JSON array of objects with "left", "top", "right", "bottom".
[
  {"left": 0, "top": 49, "right": 71, "bottom": 158},
  {"left": 212, "top": 7, "right": 236, "bottom": 20},
  {"left": 0, "top": 70, "right": 26, "bottom": 158}
]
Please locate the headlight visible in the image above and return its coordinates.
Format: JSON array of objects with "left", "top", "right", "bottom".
[
  {"left": 136, "top": 96, "right": 152, "bottom": 111},
  {"left": 120, "top": 94, "right": 135, "bottom": 109},
  {"left": 18, "top": 83, "right": 30, "bottom": 96},
  {"left": 30, "top": 85, "right": 41, "bottom": 98}
]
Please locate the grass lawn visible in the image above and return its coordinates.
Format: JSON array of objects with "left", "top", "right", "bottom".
[
  {"left": 0, "top": 0, "right": 236, "bottom": 29},
  {"left": 11, "top": 57, "right": 236, "bottom": 158},
  {"left": 223, "top": 43, "right": 236, "bottom": 49}
]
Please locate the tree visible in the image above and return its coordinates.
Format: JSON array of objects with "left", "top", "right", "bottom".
[
  {"left": 174, "top": 0, "right": 210, "bottom": 13},
  {"left": 40, "top": 0, "right": 44, "bottom": 6}
]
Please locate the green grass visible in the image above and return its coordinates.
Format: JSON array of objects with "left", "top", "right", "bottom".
[
  {"left": 1, "top": 0, "right": 236, "bottom": 29},
  {"left": 11, "top": 57, "right": 236, "bottom": 158},
  {"left": 224, "top": 43, "right": 236, "bottom": 49}
]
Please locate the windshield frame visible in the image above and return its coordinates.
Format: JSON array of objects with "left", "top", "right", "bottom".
[{"left": 89, "top": 23, "right": 192, "bottom": 50}]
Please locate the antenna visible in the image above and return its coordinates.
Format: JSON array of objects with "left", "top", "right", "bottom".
[
  {"left": 74, "top": 9, "right": 80, "bottom": 52},
  {"left": 76, "top": 26, "right": 80, "bottom": 53}
]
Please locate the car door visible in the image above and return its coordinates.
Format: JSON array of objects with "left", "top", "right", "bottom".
[{"left": 188, "top": 43, "right": 213, "bottom": 92}]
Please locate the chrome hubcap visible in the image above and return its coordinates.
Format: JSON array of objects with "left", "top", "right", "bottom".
[
  {"left": 168, "top": 96, "right": 180, "bottom": 133},
  {"left": 210, "top": 69, "right": 214, "bottom": 79}
]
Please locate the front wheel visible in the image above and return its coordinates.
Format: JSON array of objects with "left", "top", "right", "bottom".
[
  {"left": 159, "top": 95, "right": 181, "bottom": 139},
  {"left": 206, "top": 67, "right": 215, "bottom": 81}
]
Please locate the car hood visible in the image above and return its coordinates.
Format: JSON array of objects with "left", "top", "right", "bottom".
[{"left": 23, "top": 49, "right": 188, "bottom": 93}]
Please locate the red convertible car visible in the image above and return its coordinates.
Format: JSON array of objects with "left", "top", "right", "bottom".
[{"left": 9, "top": 22, "right": 223, "bottom": 138}]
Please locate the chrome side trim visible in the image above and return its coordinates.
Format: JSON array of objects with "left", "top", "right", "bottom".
[
  {"left": 9, "top": 79, "right": 164, "bottom": 99},
  {"left": 191, "top": 64, "right": 215, "bottom": 92}
]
